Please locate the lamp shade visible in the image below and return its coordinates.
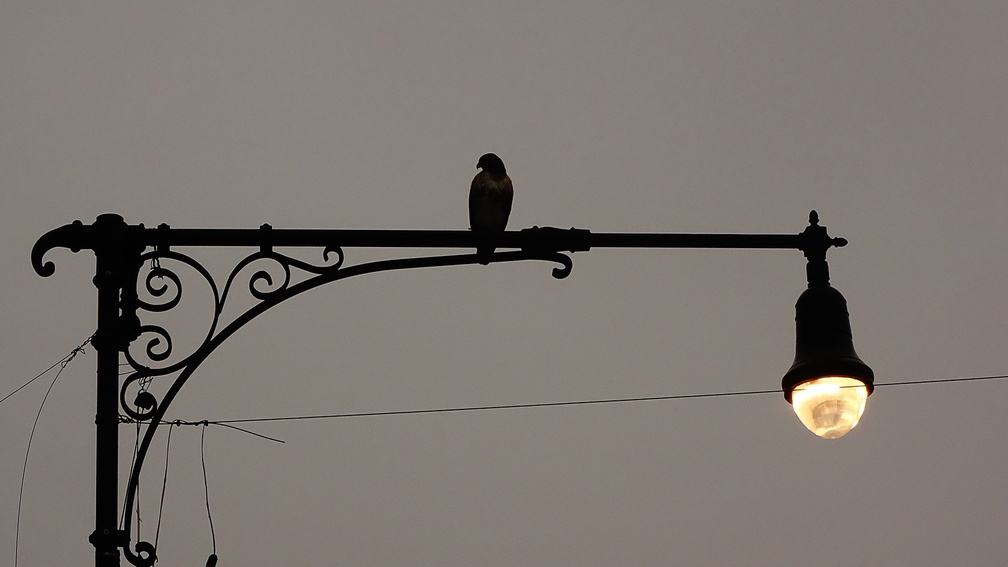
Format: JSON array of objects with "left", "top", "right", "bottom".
[{"left": 783, "top": 285, "right": 874, "bottom": 438}]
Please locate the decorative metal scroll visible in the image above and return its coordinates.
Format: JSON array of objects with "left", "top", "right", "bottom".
[{"left": 115, "top": 246, "right": 572, "bottom": 566}]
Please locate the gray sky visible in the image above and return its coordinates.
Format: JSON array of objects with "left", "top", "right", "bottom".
[{"left": 2, "top": 2, "right": 1007, "bottom": 565}]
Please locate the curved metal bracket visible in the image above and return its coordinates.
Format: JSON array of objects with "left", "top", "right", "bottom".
[{"left": 119, "top": 248, "right": 571, "bottom": 566}]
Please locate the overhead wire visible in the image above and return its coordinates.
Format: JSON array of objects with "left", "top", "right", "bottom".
[
  {"left": 154, "top": 421, "right": 177, "bottom": 553},
  {"left": 1, "top": 332, "right": 95, "bottom": 406},
  {"left": 14, "top": 334, "right": 95, "bottom": 567},
  {"left": 123, "top": 373, "right": 1008, "bottom": 428},
  {"left": 875, "top": 375, "right": 1008, "bottom": 388},
  {"left": 8, "top": 332, "right": 1007, "bottom": 567},
  {"left": 14, "top": 335, "right": 1004, "bottom": 436},
  {"left": 200, "top": 423, "right": 217, "bottom": 563}
]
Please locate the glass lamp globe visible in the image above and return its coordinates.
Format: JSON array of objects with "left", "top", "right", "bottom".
[{"left": 790, "top": 376, "right": 868, "bottom": 439}]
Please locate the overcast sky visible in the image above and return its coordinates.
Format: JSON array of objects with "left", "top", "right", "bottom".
[{"left": 2, "top": 2, "right": 1007, "bottom": 566}]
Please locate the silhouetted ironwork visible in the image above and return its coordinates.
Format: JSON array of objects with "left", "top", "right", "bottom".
[{"left": 32, "top": 211, "right": 847, "bottom": 567}]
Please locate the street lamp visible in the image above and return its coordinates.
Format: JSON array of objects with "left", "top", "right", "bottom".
[
  {"left": 781, "top": 211, "right": 874, "bottom": 439},
  {"left": 783, "top": 285, "right": 875, "bottom": 439},
  {"left": 31, "top": 210, "right": 871, "bottom": 567}
]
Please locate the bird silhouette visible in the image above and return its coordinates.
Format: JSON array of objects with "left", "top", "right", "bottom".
[{"left": 468, "top": 153, "right": 513, "bottom": 264}]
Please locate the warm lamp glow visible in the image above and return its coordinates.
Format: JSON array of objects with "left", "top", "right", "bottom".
[{"left": 790, "top": 376, "right": 868, "bottom": 439}]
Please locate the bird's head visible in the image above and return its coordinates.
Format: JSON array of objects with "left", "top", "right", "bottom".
[{"left": 476, "top": 153, "right": 507, "bottom": 175}]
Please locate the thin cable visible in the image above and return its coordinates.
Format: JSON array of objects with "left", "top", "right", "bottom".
[
  {"left": 117, "top": 374, "right": 1008, "bottom": 431},
  {"left": 115, "top": 389, "right": 779, "bottom": 430},
  {"left": 104, "top": 371, "right": 1004, "bottom": 567},
  {"left": 200, "top": 423, "right": 217, "bottom": 556},
  {"left": 209, "top": 388, "right": 781, "bottom": 425},
  {"left": 1, "top": 333, "right": 95, "bottom": 406},
  {"left": 173, "top": 373, "right": 1008, "bottom": 427},
  {"left": 213, "top": 422, "right": 286, "bottom": 444},
  {"left": 14, "top": 336, "right": 92, "bottom": 567},
  {"left": 0, "top": 362, "right": 64, "bottom": 406},
  {"left": 875, "top": 374, "right": 1008, "bottom": 388},
  {"left": 154, "top": 422, "right": 177, "bottom": 552},
  {"left": 117, "top": 417, "right": 287, "bottom": 444}
]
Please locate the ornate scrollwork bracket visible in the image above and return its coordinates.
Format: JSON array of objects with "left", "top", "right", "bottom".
[{"left": 32, "top": 217, "right": 594, "bottom": 567}]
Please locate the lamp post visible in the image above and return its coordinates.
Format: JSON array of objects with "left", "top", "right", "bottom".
[{"left": 32, "top": 210, "right": 872, "bottom": 567}]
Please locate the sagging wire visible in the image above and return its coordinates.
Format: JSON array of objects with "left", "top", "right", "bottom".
[
  {"left": 14, "top": 329, "right": 1005, "bottom": 567},
  {"left": 118, "top": 416, "right": 287, "bottom": 444},
  {"left": 115, "top": 412, "right": 283, "bottom": 561},
  {"left": 119, "top": 418, "right": 234, "bottom": 566},
  {"left": 14, "top": 333, "right": 95, "bottom": 567},
  {"left": 1, "top": 332, "right": 95, "bottom": 406},
  {"left": 154, "top": 421, "right": 178, "bottom": 554},
  {"left": 201, "top": 423, "right": 219, "bottom": 567}
]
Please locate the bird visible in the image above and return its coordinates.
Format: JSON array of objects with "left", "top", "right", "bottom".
[{"left": 468, "top": 153, "right": 513, "bottom": 264}]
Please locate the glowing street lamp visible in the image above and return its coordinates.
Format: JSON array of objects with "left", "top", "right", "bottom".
[{"left": 781, "top": 250, "right": 875, "bottom": 439}]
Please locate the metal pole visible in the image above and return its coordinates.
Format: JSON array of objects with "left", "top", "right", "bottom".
[
  {"left": 91, "top": 232, "right": 122, "bottom": 567},
  {"left": 88, "top": 214, "right": 144, "bottom": 567}
]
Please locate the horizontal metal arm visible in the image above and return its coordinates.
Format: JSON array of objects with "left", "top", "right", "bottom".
[
  {"left": 32, "top": 211, "right": 846, "bottom": 277},
  {"left": 131, "top": 226, "right": 806, "bottom": 250},
  {"left": 583, "top": 231, "right": 803, "bottom": 249}
]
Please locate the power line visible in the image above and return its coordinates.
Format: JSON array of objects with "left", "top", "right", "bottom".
[
  {"left": 12, "top": 336, "right": 1005, "bottom": 566},
  {"left": 1, "top": 333, "right": 95, "bottom": 406},
  {"left": 127, "top": 373, "right": 1008, "bottom": 428},
  {"left": 875, "top": 375, "right": 1008, "bottom": 388},
  {"left": 213, "top": 387, "right": 780, "bottom": 424},
  {"left": 14, "top": 334, "right": 1005, "bottom": 433},
  {"left": 15, "top": 334, "right": 94, "bottom": 567}
]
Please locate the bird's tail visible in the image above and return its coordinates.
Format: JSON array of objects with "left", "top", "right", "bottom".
[{"left": 473, "top": 231, "right": 497, "bottom": 265}]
